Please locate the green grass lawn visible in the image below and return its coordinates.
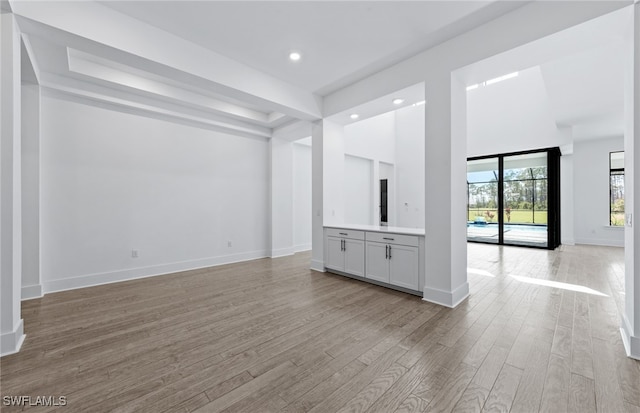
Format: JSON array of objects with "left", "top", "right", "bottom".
[{"left": 468, "top": 209, "right": 548, "bottom": 225}]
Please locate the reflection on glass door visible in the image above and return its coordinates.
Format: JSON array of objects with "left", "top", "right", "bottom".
[
  {"left": 467, "top": 158, "right": 500, "bottom": 244},
  {"left": 502, "top": 153, "right": 548, "bottom": 247}
]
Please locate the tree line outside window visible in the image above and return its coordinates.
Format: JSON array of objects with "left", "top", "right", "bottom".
[
  {"left": 610, "top": 151, "right": 624, "bottom": 227},
  {"left": 467, "top": 166, "right": 548, "bottom": 225}
]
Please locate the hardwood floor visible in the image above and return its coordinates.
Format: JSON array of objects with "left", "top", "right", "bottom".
[{"left": 1, "top": 244, "right": 638, "bottom": 412}]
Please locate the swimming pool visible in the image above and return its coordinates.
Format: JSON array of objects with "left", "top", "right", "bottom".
[
  {"left": 467, "top": 223, "right": 548, "bottom": 246},
  {"left": 466, "top": 223, "right": 547, "bottom": 232}
]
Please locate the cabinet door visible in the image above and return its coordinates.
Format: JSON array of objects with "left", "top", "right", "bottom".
[
  {"left": 389, "top": 244, "right": 419, "bottom": 290},
  {"left": 325, "top": 237, "right": 345, "bottom": 271},
  {"left": 366, "top": 241, "right": 390, "bottom": 283},
  {"left": 344, "top": 239, "right": 365, "bottom": 277}
]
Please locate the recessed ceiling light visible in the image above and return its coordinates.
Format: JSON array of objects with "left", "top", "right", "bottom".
[
  {"left": 350, "top": 114, "right": 359, "bottom": 120},
  {"left": 392, "top": 98, "right": 404, "bottom": 105},
  {"left": 289, "top": 51, "right": 301, "bottom": 61}
]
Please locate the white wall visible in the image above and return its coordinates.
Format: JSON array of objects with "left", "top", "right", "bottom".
[
  {"left": 340, "top": 107, "right": 425, "bottom": 228},
  {"left": 21, "top": 84, "right": 41, "bottom": 299},
  {"left": 573, "top": 136, "right": 625, "bottom": 247},
  {"left": 344, "top": 111, "right": 396, "bottom": 164},
  {"left": 344, "top": 155, "right": 373, "bottom": 225},
  {"left": 270, "top": 136, "right": 294, "bottom": 257},
  {"left": 467, "top": 66, "right": 567, "bottom": 157},
  {"left": 39, "top": 94, "right": 270, "bottom": 292},
  {"left": 292, "top": 140, "right": 311, "bottom": 251},
  {"left": 395, "top": 105, "right": 425, "bottom": 228}
]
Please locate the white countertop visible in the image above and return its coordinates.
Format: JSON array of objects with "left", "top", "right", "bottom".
[{"left": 325, "top": 224, "right": 425, "bottom": 236}]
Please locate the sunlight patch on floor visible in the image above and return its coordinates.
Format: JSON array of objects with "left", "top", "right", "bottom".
[
  {"left": 508, "top": 274, "right": 608, "bottom": 297},
  {"left": 467, "top": 268, "right": 496, "bottom": 277}
]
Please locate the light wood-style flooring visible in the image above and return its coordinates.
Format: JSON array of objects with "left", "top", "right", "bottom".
[{"left": 1, "top": 244, "right": 639, "bottom": 412}]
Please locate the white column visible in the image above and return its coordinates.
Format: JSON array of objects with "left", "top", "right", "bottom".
[
  {"left": 322, "top": 120, "right": 345, "bottom": 226},
  {"left": 311, "top": 121, "right": 325, "bottom": 271},
  {"left": 560, "top": 148, "right": 575, "bottom": 246},
  {"left": 422, "top": 73, "right": 469, "bottom": 308},
  {"left": 1, "top": 12, "right": 25, "bottom": 356},
  {"left": 310, "top": 119, "right": 345, "bottom": 272},
  {"left": 622, "top": 2, "right": 640, "bottom": 360},
  {"left": 270, "top": 137, "right": 294, "bottom": 258},
  {"left": 22, "top": 84, "right": 42, "bottom": 299}
]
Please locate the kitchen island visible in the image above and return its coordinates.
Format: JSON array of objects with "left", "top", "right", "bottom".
[{"left": 324, "top": 225, "right": 425, "bottom": 296}]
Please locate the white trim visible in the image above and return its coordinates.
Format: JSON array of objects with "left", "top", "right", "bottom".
[
  {"left": 270, "top": 247, "right": 295, "bottom": 258},
  {"left": 561, "top": 239, "right": 576, "bottom": 246},
  {"left": 0, "top": 319, "right": 25, "bottom": 357},
  {"left": 21, "top": 283, "right": 43, "bottom": 300},
  {"left": 574, "top": 238, "right": 624, "bottom": 247},
  {"left": 293, "top": 243, "right": 312, "bottom": 253},
  {"left": 621, "top": 315, "right": 640, "bottom": 360},
  {"left": 310, "top": 259, "right": 325, "bottom": 272},
  {"left": 43, "top": 250, "right": 268, "bottom": 294},
  {"left": 422, "top": 282, "right": 470, "bottom": 308}
]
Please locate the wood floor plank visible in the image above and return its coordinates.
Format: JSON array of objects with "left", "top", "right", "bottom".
[
  {"left": 539, "top": 353, "right": 571, "bottom": 412},
  {"left": 394, "top": 395, "right": 429, "bottom": 413},
  {"left": 591, "top": 338, "right": 626, "bottom": 412},
  {"left": 305, "top": 345, "right": 407, "bottom": 413},
  {"left": 423, "top": 362, "right": 477, "bottom": 413},
  {"left": 482, "top": 364, "right": 523, "bottom": 413},
  {"left": 510, "top": 336, "right": 553, "bottom": 412},
  {"left": 568, "top": 373, "right": 596, "bottom": 413},
  {"left": 335, "top": 363, "right": 407, "bottom": 413},
  {"left": 571, "top": 293, "right": 594, "bottom": 380},
  {"left": 451, "top": 383, "right": 490, "bottom": 412}
]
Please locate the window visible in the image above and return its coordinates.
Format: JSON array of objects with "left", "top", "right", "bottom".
[{"left": 610, "top": 151, "right": 625, "bottom": 226}]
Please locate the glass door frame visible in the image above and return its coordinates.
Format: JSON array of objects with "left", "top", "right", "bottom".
[{"left": 467, "top": 147, "right": 561, "bottom": 250}]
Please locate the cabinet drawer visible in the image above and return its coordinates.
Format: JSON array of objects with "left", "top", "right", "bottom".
[
  {"left": 325, "top": 228, "right": 365, "bottom": 240},
  {"left": 366, "top": 231, "right": 419, "bottom": 247}
]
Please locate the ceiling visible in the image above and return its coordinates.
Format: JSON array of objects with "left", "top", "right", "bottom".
[
  {"left": 9, "top": 0, "right": 629, "bottom": 142},
  {"left": 540, "top": 42, "right": 625, "bottom": 140},
  {"left": 100, "top": 1, "right": 525, "bottom": 96}
]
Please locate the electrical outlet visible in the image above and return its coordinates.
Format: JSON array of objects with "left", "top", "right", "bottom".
[
  {"left": 227, "top": 241, "right": 232, "bottom": 247},
  {"left": 132, "top": 250, "right": 139, "bottom": 258}
]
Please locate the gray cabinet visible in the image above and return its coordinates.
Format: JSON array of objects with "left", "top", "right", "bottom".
[
  {"left": 324, "top": 228, "right": 365, "bottom": 277},
  {"left": 365, "top": 232, "right": 419, "bottom": 291}
]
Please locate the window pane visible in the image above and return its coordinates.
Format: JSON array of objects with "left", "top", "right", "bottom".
[
  {"left": 610, "top": 173, "right": 624, "bottom": 226},
  {"left": 467, "top": 158, "right": 499, "bottom": 243},
  {"left": 610, "top": 151, "right": 624, "bottom": 170}
]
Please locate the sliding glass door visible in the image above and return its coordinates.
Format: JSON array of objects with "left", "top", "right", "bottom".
[
  {"left": 467, "top": 158, "right": 499, "bottom": 244},
  {"left": 467, "top": 148, "right": 561, "bottom": 249},
  {"left": 502, "top": 152, "right": 548, "bottom": 247}
]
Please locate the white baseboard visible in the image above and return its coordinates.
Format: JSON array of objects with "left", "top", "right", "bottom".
[
  {"left": 621, "top": 315, "right": 640, "bottom": 360},
  {"left": 293, "top": 243, "right": 311, "bottom": 253},
  {"left": 1, "top": 319, "right": 25, "bottom": 357},
  {"left": 310, "top": 259, "right": 325, "bottom": 272},
  {"left": 22, "top": 284, "right": 43, "bottom": 301},
  {"left": 43, "top": 250, "right": 269, "bottom": 294},
  {"left": 561, "top": 238, "right": 575, "bottom": 246},
  {"left": 423, "top": 282, "right": 469, "bottom": 308},
  {"left": 270, "top": 247, "right": 295, "bottom": 258},
  {"left": 574, "top": 237, "right": 624, "bottom": 247}
]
